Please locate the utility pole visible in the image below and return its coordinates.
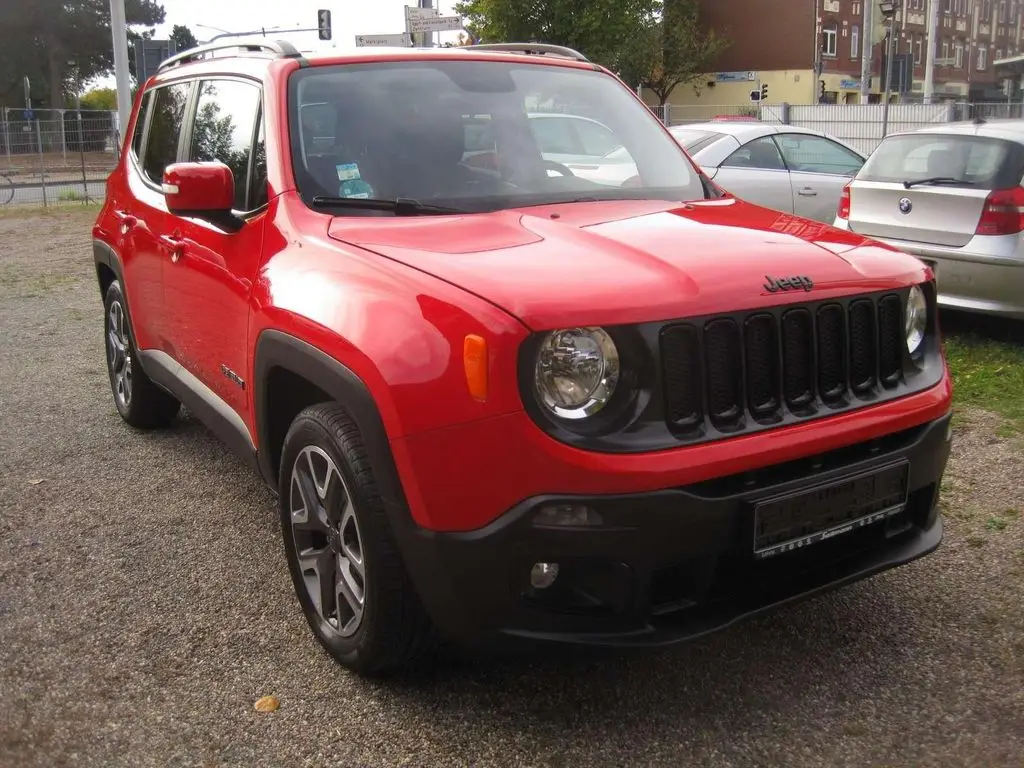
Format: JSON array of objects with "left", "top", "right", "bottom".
[
  {"left": 418, "top": 0, "right": 434, "bottom": 48},
  {"left": 109, "top": 0, "right": 133, "bottom": 148},
  {"left": 860, "top": 0, "right": 874, "bottom": 103},
  {"left": 923, "top": 0, "right": 939, "bottom": 103}
]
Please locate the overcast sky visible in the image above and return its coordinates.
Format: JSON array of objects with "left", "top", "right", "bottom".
[
  {"left": 154, "top": 0, "right": 461, "bottom": 47},
  {"left": 94, "top": 1, "right": 462, "bottom": 88}
]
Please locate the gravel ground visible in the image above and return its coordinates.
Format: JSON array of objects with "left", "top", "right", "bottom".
[{"left": 1, "top": 209, "right": 1022, "bottom": 768}]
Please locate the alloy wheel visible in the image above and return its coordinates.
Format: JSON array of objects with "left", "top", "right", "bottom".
[
  {"left": 107, "top": 299, "right": 133, "bottom": 408},
  {"left": 289, "top": 445, "right": 366, "bottom": 637}
]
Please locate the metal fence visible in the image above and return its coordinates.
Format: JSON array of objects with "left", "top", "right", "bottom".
[
  {"left": 0, "top": 108, "right": 120, "bottom": 208},
  {"left": 648, "top": 101, "right": 1024, "bottom": 155}
]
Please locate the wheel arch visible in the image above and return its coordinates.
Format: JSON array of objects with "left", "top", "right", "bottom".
[
  {"left": 252, "top": 329, "right": 408, "bottom": 512},
  {"left": 93, "top": 238, "right": 123, "bottom": 300}
]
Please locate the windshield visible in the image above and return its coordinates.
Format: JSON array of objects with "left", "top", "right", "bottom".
[
  {"left": 857, "top": 133, "right": 1024, "bottom": 189},
  {"left": 287, "top": 59, "right": 704, "bottom": 213}
]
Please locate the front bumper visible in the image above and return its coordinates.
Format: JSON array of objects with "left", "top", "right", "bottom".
[{"left": 397, "top": 412, "right": 952, "bottom": 650}]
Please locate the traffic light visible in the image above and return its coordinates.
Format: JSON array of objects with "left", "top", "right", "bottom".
[
  {"left": 760, "top": 83, "right": 768, "bottom": 101},
  {"left": 819, "top": 79, "right": 826, "bottom": 99},
  {"left": 318, "top": 9, "right": 332, "bottom": 41}
]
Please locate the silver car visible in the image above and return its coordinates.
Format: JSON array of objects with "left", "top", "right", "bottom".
[
  {"left": 833, "top": 120, "right": 1024, "bottom": 320},
  {"left": 668, "top": 122, "right": 867, "bottom": 223}
]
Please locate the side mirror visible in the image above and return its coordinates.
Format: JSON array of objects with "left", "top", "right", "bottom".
[{"left": 162, "top": 162, "right": 242, "bottom": 231}]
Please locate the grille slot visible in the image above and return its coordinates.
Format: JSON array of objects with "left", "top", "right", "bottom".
[
  {"left": 661, "top": 324, "right": 703, "bottom": 429},
  {"left": 848, "top": 299, "right": 877, "bottom": 394},
  {"left": 781, "top": 309, "right": 815, "bottom": 409},
  {"left": 878, "top": 294, "right": 904, "bottom": 387},
  {"left": 657, "top": 291, "right": 917, "bottom": 439},
  {"left": 744, "top": 314, "right": 780, "bottom": 419},
  {"left": 816, "top": 304, "right": 847, "bottom": 403},
  {"left": 704, "top": 319, "right": 743, "bottom": 427}
]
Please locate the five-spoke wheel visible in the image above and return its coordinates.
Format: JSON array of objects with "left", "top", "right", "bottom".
[{"left": 107, "top": 298, "right": 133, "bottom": 409}]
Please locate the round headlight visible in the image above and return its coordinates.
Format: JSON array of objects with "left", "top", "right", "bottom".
[
  {"left": 906, "top": 284, "right": 927, "bottom": 355},
  {"left": 535, "top": 327, "right": 620, "bottom": 420}
]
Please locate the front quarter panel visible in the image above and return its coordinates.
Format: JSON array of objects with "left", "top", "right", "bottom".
[{"left": 250, "top": 195, "right": 530, "bottom": 442}]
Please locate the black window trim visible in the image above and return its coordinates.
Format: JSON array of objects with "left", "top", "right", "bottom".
[
  {"left": 130, "top": 89, "right": 155, "bottom": 165},
  {"left": 179, "top": 73, "right": 266, "bottom": 216}
]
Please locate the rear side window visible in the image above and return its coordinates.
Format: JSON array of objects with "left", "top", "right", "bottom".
[
  {"left": 142, "top": 82, "right": 192, "bottom": 184},
  {"left": 130, "top": 91, "right": 152, "bottom": 158},
  {"left": 858, "top": 133, "right": 1024, "bottom": 189},
  {"left": 188, "top": 79, "right": 262, "bottom": 210}
]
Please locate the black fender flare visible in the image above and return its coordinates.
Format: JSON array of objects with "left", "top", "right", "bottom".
[
  {"left": 251, "top": 329, "right": 408, "bottom": 513},
  {"left": 93, "top": 238, "right": 125, "bottom": 297}
]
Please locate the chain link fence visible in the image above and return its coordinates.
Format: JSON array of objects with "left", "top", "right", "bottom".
[{"left": 0, "top": 107, "right": 120, "bottom": 208}]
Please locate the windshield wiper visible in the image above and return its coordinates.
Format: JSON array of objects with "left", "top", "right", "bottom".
[
  {"left": 902, "top": 176, "right": 975, "bottom": 188},
  {"left": 310, "top": 196, "right": 467, "bottom": 215}
]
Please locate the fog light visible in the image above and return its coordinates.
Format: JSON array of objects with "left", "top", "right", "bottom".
[
  {"left": 534, "top": 504, "right": 602, "bottom": 527},
  {"left": 530, "top": 562, "right": 560, "bottom": 589}
]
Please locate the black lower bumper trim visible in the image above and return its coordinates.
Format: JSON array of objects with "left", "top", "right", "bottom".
[{"left": 395, "top": 412, "right": 952, "bottom": 651}]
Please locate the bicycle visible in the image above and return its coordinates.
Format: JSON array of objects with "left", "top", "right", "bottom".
[{"left": 0, "top": 173, "right": 13, "bottom": 206}]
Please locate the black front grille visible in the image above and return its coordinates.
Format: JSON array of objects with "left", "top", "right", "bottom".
[{"left": 661, "top": 292, "right": 908, "bottom": 437}]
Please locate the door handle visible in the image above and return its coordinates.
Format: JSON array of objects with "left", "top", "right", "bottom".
[
  {"left": 797, "top": 188, "right": 818, "bottom": 197},
  {"left": 114, "top": 210, "right": 137, "bottom": 231},
  {"left": 158, "top": 234, "right": 185, "bottom": 263}
]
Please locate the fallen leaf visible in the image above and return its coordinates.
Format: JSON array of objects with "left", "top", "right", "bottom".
[
  {"left": 28, "top": 479, "right": 45, "bottom": 485},
  {"left": 254, "top": 695, "right": 279, "bottom": 713}
]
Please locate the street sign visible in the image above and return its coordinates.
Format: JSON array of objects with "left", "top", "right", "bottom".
[
  {"left": 405, "top": 5, "right": 440, "bottom": 19},
  {"left": 318, "top": 9, "right": 332, "bottom": 41},
  {"left": 406, "top": 15, "right": 463, "bottom": 33},
  {"left": 356, "top": 33, "right": 412, "bottom": 47}
]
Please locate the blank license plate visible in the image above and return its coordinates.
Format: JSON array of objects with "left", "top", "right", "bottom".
[{"left": 753, "top": 462, "right": 910, "bottom": 560}]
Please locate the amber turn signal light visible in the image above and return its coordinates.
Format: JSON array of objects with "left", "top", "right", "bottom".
[{"left": 463, "top": 334, "right": 488, "bottom": 401}]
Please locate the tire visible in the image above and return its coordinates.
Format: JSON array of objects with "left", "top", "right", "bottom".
[
  {"left": 279, "top": 402, "right": 435, "bottom": 675},
  {"left": 103, "top": 279, "right": 180, "bottom": 429}
]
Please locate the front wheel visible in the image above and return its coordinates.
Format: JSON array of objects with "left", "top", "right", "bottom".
[{"left": 279, "top": 403, "right": 434, "bottom": 674}]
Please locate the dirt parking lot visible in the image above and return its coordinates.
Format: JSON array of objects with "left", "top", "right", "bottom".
[{"left": 1, "top": 208, "right": 1022, "bottom": 767}]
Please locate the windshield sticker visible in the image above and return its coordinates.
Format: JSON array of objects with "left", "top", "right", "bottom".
[{"left": 336, "top": 163, "right": 362, "bottom": 181}]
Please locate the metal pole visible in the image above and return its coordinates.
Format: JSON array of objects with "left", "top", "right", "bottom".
[
  {"left": 860, "top": 0, "right": 874, "bottom": 103},
  {"left": 109, "top": 0, "right": 133, "bottom": 152},
  {"left": 36, "top": 119, "right": 47, "bottom": 208},
  {"left": 60, "top": 109, "right": 67, "bottom": 163},
  {"left": 881, "top": 18, "right": 896, "bottom": 138},
  {"left": 3, "top": 108, "right": 10, "bottom": 164},
  {"left": 77, "top": 99, "right": 89, "bottom": 204},
  {"left": 923, "top": 0, "right": 939, "bottom": 103}
]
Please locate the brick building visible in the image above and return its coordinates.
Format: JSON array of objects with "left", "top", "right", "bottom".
[{"left": 662, "top": 0, "right": 1023, "bottom": 106}]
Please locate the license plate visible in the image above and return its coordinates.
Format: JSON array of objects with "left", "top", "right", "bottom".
[{"left": 752, "top": 462, "right": 909, "bottom": 560}]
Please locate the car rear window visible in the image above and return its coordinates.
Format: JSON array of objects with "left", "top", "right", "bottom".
[
  {"left": 669, "top": 129, "right": 726, "bottom": 154},
  {"left": 857, "top": 133, "right": 1024, "bottom": 189}
]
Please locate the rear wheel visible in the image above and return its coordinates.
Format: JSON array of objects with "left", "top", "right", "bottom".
[
  {"left": 279, "top": 403, "right": 434, "bottom": 675},
  {"left": 103, "top": 279, "right": 180, "bottom": 429}
]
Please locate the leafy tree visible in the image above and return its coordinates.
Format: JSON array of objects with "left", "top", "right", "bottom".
[
  {"left": 170, "top": 24, "right": 198, "bottom": 52},
  {"left": 79, "top": 87, "right": 118, "bottom": 110},
  {"left": 619, "top": 0, "right": 728, "bottom": 106},
  {"left": 454, "top": 0, "right": 660, "bottom": 75},
  {"left": 0, "top": 0, "right": 165, "bottom": 108}
]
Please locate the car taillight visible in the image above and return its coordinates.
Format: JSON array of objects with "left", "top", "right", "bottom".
[
  {"left": 975, "top": 186, "right": 1024, "bottom": 235},
  {"left": 837, "top": 183, "right": 851, "bottom": 219}
]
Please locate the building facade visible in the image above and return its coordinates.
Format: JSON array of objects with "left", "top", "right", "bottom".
[{"left": 662, "top": 0, "right": 1023, "bottom": 107}]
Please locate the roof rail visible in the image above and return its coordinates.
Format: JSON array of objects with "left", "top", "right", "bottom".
[
  {"left": 157, "top": 39, "right": 302, "bottom": 73},
  {"left": 463, "top": 43, "right": 590, "bottom": 63}
]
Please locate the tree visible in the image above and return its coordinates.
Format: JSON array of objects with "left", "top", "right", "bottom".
[
  {"left": 619, "top": 0, "right": 728, "bottom": 106},
  {"left": 79, "top": 87, "right": 117, "bottom": 110},
  {"left": 454, "top": 0, "right": 660, "bottom": 75},
  {"left": 0, "top": 0, "right": 165, "bottom": 108},
  {"left": 170, "top": 24, "right": 198, "bottom": 52}
]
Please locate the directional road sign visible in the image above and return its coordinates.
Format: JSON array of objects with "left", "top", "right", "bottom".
[
  {"left": 406, "top": 15, "right": 464, "bottom": 33},
  {"left": 355, "top": 33, "right": 413, "bottom": 47}
]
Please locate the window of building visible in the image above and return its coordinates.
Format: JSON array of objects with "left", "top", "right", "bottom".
[
  {"left": 955, "top": 42, "right": 965, "bottom": 68},
  {"left": 822, "top": 24, "right": 838, "bottom": 57},
  {"left": 944, "top": 0, "right": 951, "bottom": 12},
  {"left": 851, "top": 25, "right": 860, "bottom": 58},
  {"left": 997, "top": 48, "right": 1004, "bottom": 61},
  {"left": 1000, "top": 1, "right": 1007, "bottom": 22},
  {"left": 978, "top": 46, "right": 988, "bottom": 69},
  {"left": 915, "top": 36, "right": 924, "bottom": 64}
]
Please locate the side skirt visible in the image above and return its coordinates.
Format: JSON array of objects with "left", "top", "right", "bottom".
[{"left": 138, "top": 350, "right": 261, "bottom": 478}]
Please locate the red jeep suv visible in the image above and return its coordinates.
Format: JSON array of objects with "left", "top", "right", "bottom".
[{"left": 93, "top": 40, "right": 953, "bottom": 674}]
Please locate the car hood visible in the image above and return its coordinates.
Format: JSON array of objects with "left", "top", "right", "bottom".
[{"left": 327, "top": 197, "right": 928, "bottom": 329}]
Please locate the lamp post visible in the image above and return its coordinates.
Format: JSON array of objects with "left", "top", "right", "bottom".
[{"left": 879, "top": 0, "right": 900, "bottom": 138}]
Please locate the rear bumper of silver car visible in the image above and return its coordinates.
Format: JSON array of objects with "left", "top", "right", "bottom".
[{"left": 833, "top": 223, "right": 1024, "bottom": 320}]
